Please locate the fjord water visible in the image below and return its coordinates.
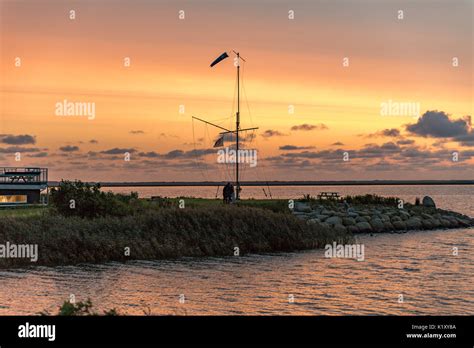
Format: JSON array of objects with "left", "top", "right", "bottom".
[
  {"left": 0, "top": 185, "right": 472, "bottom": 315},
  {"left": 108, "top": 184, "right": 474, "bottom": 216}
]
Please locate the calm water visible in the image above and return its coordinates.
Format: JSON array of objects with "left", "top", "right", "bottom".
[
  {"left": 0, "top": 185, "right": 472, "bottom": 315},
  {"left": 108, "top": 184, "right": 474, "bottom": 216}
]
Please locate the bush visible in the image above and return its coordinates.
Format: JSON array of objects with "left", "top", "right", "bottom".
[
  {"left": 150, "top": 196, "right": 174, "bottom": 208},
  {"left": 344, "top": 194, "right": 399, "bottom": 206},
  {"left": 59, "top": 299, "right": 95, "bottom": 316},
  {"left": 50, "top": 180, "right": 136, "bottom": 218},
  {"left": 40, "top": 299, "right": 119, "bottom": 316},
  {"left": 302, "top": 194, "right": 316, "bottom": 202}
]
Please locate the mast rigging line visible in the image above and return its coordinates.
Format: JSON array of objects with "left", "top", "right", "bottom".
[
  {"left": 240, "top": 59, "right": 273, "bottom": 199},
  {"left": 191, "top": 117, "right": 210, "bottom": 182},
  {"left": 191, "top": 50, "right": 259, "bottom": 200}
]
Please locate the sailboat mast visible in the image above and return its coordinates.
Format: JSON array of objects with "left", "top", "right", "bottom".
[
  {"left": 236, "top": 52, "right": 240, "bottom": 200},
  {"left": 202, "top": 50, "right": 253, "bottom": 201}
]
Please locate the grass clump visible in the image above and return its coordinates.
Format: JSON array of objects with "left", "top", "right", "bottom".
[
  {"left": 299, "top": 193, "right": 400, "bottom": 206},
  {"left": 343, "top": 194, "right": 399, "bottom": 205},
  {"left": 40, "top": 299, "right": 119, "bottom": 316},
  {"left": 166, "top": 197, "right": 289, "bottom": 213}
]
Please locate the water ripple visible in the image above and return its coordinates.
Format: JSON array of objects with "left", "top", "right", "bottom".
[{"left": 0, "top": 227, "right": 473, "bottom": 315}]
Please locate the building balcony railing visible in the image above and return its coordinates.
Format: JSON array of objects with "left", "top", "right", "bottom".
[{"left": 0, "top": 167, "right": 48, "bottom": 185}]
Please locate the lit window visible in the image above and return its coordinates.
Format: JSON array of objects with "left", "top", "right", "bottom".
[{"left": 0, "top": 195, "right": 28, "bottom": 203}]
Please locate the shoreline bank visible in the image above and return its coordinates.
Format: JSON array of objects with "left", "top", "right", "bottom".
[
  {"left": 1, "top": 195, "right": 472, "bottom": 269},
  {"left": 292, "top": 201, "right": 474, "bottom": 233},
  {"left": 0, "top": 206, "right": 351, "bottom": 269}
]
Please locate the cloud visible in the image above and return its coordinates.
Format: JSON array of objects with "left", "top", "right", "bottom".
[
  {"left": 405, "top": 110, "right": 473, "bottom": 147},
  {"left": 357, "top": 142, "right": 401, "bottom": 158},
  {"left": 366, "top": 128, "right": 401, "bottom": 138},
  {"left": 277, "top": 149, "right": 345, "bottom": 160},
  {"left": 0, "top": 134, "right": 36, "bottom": 145},
  {"left": 138, "top": 151, "right": 160, "bottom": 158},
  {"left": 185, "top": 149, "right": 217, "bottom": 158},
  {"left": 291, "top": 123, "right": 328, "bottom": 131},
  {"left": 380, "top": 128, "right": 400, "bottom": 137},
  {"left": 261, "top": 129, "right": 286, "bottom": 138},
  {"left": 267, "top": 142, "right": 474, "bottom": 171},
  {"left": 0, "top": 146, "right": 41, "bottom": 153},
  {"left": 164, "top": 149, "right": 184, "bottom": 159},
  {"left": 159, "top": 133, "right": 179, "bottom": 138},
  {"left": 85, "top": 147, "right": 216, "bottom": 163},
  {"left": 89, "top": 139, "right": 99, "bottom": 144},
  {"left": 396, "top": 139, "right": 415, "bottom": 145},
  {"left": 59, "top": 145, "right": 79, "bottom": 152},
  {"left": 100, "top": 148, "right": 137, "bottom": 155},
  {"left": 222, "top": 132, "right": 256, "bottom": 143},
  {"left": 165, "top": 149, "right": 215, "bottom": 159},
  {"left": 130, "top": 130, "right": 145, "bottom": 134},
  {"left": 280, "top": 142, "right": 461, "bottom": 161},
  {"left": 28, "top": 152, "right": 49, "bottom": 158},
  {"left": 332, "top": 142, "right": 344, "bottom": 146},
  {"left": 137, "top": 148, "right": 216, "bottom": 160},
  {"left": 406, "top": 110, "right": 471, "bottom": 138},
  {"left": 454, "top": 132, "right": 474, "bottom": 147},
  {"left": 279, "top": 145, "right": 315, "bottom": 151}
]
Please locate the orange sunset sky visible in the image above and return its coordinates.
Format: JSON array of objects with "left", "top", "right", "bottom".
[{"left": 1, "top": 0, "right": 473, "bottom": 182}]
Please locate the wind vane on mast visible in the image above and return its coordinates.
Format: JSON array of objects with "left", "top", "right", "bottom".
[{"left": 192, "top": 51, "right": 258, "bottom": 200}]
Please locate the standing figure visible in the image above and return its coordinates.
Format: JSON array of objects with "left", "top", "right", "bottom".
[
  {"left": 223, "top": 182, "right": 231, "bottom": 204},
  {"left": 229, "top": 183, "right": 235, "bottom": 203}
]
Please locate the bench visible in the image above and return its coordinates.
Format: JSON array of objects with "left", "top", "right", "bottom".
[{"left": 317, "top": 192, "right": 341, "bottom": 200}]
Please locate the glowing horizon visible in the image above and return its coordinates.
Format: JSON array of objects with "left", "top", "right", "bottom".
[{"left": 1, "top": 0, "right": 472, "bottom": 182}]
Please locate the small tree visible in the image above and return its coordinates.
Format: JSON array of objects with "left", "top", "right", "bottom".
[{"left": 50, "top": 180, "right": 131, "bottom": 218}]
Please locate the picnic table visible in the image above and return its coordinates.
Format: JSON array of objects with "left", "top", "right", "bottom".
[{"left": 317, "top": 192, "right": 341, "bottom": 200}]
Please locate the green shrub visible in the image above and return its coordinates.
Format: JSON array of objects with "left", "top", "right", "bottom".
[
  {"left": 50, "top": 180, "right": 137, "bottom": 218},
  {"left": 59, "top": 299, "right": 94, "bottom": 316},
  {"left": 344, "top": 194, "right": 399, "bottom": 205},
  {"left": 41, "top": 299, "right": 119, "bottom": 316},
  {"left": 150, "top": 196, "right": 174, "bottom": 207}
]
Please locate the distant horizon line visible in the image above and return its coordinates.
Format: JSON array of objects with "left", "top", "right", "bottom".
[{"left": 47, "top": 180, "right": 474, "bottom": 187}]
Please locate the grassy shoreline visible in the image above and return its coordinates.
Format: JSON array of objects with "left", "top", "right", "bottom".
[
  {"left": 1, "top": 183, "right": 472, "bottom": 269},
  {"left": 0, "top": 205, "right": 351, "bottom": 268}
]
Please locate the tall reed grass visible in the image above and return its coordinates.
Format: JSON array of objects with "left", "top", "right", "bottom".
[{"left": 0, "top": 206, "right": 351, "bottom": 268}]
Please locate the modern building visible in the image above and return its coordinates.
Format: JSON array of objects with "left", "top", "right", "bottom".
[{"left": 0, "top": 167, "right": 48, "bottom": 205}]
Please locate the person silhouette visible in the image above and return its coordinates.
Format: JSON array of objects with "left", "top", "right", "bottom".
[
  {"left": 229, "top": 183, "right": 235, "bottom": 203},
  {"left": 223, "top": 182, "right": 231, "bottom": 204}
]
